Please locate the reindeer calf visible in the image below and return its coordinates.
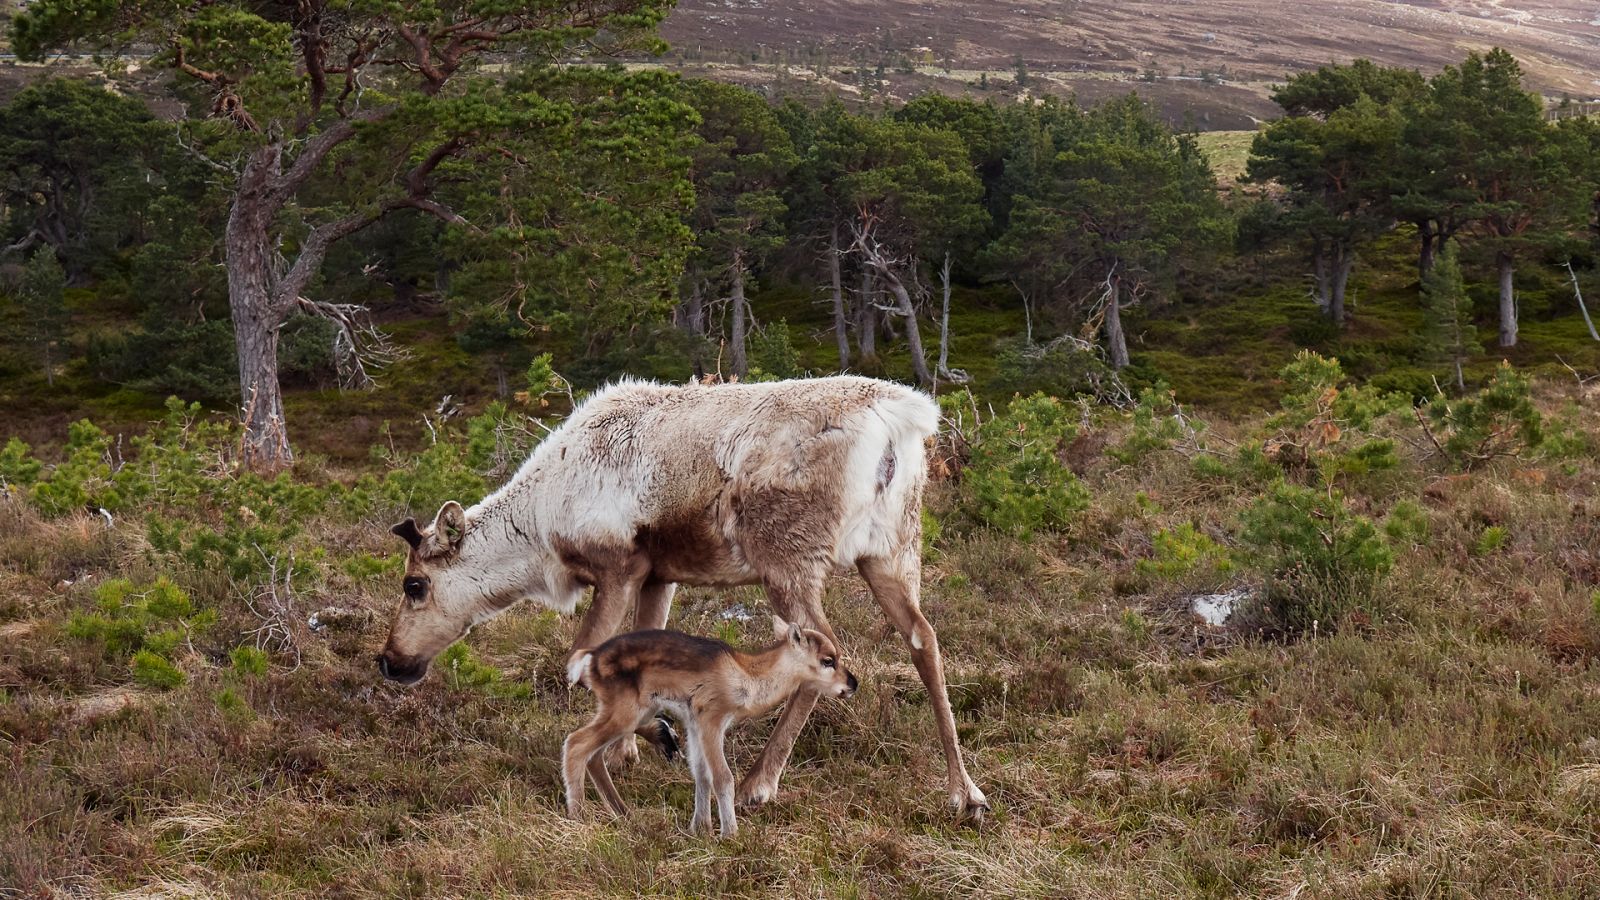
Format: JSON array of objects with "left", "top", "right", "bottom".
[{"left": 564, "top": 620, "right": 857, "bottom": 837}]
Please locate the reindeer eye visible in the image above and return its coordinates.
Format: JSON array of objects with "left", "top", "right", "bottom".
[
  {"left": 403, "top": 577, "right": 428, "bottom": 601},
  {"left": 821, "top": 657, "right": 836, "bottom": 669}
]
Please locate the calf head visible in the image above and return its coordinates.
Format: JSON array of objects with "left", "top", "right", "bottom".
[
  {"left": 772, "top": 617, "right": 858, "bottom": 699},
  {"left": 377, "top": 500, "right": 473, "bottom": 684}
]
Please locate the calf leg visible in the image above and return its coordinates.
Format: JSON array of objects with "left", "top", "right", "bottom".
[
  {"left": 736, "top": 574, "right": 836, "bottom": 807},
  {"left": 588, "top": 753, "right": 628, "bottom": 817},
  {"left": 702, "top": 720, "right": 739, "bottom": 838},
  {"left": 683, "top": 722, "right": 715, "bottom": 835},
  {"left": 564, "top": 708, "right": 632, "bottom": 819},
  {"left": 859, "top": 554, "right": 989, "bottom": 822}
]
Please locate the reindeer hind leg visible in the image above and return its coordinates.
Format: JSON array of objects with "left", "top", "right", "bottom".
[{"left": 858, "top": 553, "right": 989, "bottom": 822}]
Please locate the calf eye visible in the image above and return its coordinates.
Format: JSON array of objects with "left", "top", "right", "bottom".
[
  {"left": 821, "top": 657, "right": 836, "bottom": 669},
  {"left": 403, "top": 577, "right": 428, "bottom": 601}
]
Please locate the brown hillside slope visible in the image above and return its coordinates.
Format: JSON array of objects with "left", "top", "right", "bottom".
[{"left": 660, "top": 0, "right": 1600, "bottom": 125}]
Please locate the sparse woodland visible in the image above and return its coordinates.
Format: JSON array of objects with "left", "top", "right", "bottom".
[{"left": 3, "top": 1, "right": 1600, "bottom": 896}]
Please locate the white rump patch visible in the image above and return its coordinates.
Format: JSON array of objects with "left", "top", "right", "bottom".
[{"left": 566, "top": 651, "right": 593, "bottom": 687}]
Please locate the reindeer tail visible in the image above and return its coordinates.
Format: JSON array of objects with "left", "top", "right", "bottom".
[{"left": 566, "top": 651, "right": 594, "bottom": 688}]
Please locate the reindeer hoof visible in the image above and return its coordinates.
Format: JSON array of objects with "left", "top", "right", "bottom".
[
  {"left": 604, "top": 737, "right": 642, "bottom": 768},
  {"left": 652, "top": 717, "right": 680, "bottom": 763},
  {"left": 951, "top": 787, "right": 991, "bottom": 825},
  {"left": 735, "top": 780, "right": 777, "bottom": 809}
]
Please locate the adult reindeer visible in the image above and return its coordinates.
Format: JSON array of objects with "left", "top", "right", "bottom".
[{"left": 377, "top": 375, "right": 988, "bottom": 820}]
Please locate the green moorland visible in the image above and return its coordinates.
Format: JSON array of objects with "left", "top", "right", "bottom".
[
  {"left": 4, "top": 123, "right": 1600, "bottom": 897},
  {"left": 3, "top": 5, "right": 1600, "bottom": 894},
  {"left": 5, "top": 308, "right": 1600, "bottom": 896}
]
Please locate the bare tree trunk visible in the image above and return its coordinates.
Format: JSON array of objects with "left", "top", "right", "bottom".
[
  {"left": 729, "top": 259, "right": 748, "bottom": 376},
  {"left": 230, "top": 145, "right": 294, "bottom": 472},
  {"left": 937, "top": 250, "right": 953, "bottom": 376},
  {"left": 683, "top": 278, "right": 706, "bottom": 335},
  {"left": 1565, "top": 260, "right": 1600, "bottom": 342},
  {"left": 830, "top": 223, "right": 849, "bottom": 369},
  {"left": 1329, "top": 247, "right": 1353, "bottom": 327},
  {"left": 857, "top": 268, "right": 877, "bottom": 362},
  {"left": 1417, "top": 223, "right": 1436, "bottom": 282},
  {"left": 1104, "top": 269, "right": 1129, "bottom": 370},
  {"left": 1497, "top": 250, "right": 1517, "bottom": 348},
  {"left": 1312, "top": 238, "right": 1331, "bottom": 314},
  {"left": 881, "top": 273, "right": 932, "bottom": 388},
  {"left": 1013, "top": 280, "right": 1033, "bottom": 345},
  {"left": 434, "top": 260, "right": 452, "bottom": 297}
]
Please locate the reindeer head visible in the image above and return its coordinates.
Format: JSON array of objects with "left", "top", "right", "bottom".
[
  {"left": 377, "top": 500, "right": 475, "bottom": 684},
  {"left": 770, "top": 617, "right": 858, "bottom": 699}
]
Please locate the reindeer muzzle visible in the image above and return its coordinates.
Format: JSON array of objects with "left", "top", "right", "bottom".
[{"left": 376, "top": 652, "right": 427, "bottom": 685}]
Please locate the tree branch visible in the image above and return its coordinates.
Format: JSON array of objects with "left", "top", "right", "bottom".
[
  {"left": 272, "top": 134, "right": 471, "bottom": 312},
  {"left": 395, "top": 24, "right": 446, "bottom": 91},
  {"left": 271, "top": 107, "right": 390, "bottom": 207},
  {"left": 293, "top": 295, "right": 407, "bottom": 390}
]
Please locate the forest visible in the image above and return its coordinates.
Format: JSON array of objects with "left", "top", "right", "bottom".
[{"left": 4, "top": 1, "right": 1600, "bottom": 897}]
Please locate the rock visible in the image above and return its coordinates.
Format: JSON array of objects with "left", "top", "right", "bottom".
[
  {"left": 1189, "top": 587, "right": 1253, "bottom": 626},
  {"left": 308, "top": 606, "right": 373, "bottom": 633}
]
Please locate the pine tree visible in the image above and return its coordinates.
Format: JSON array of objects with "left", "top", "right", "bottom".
[
  {"left": 15, "top": 0, "right": 680, "bottom": 470},
  {"left": 1420, "top": 244, "right": 1480, "bottom": 391},
  {"left": 16, "top": 247, "right": 68, "bottom": 386}
]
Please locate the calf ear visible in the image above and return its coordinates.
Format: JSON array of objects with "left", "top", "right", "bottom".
[
  {"left": 770, "top": 616, "right": 789, "bottom": 639},
  {"left": 431, "top": 500, "right": 468, "bottom": 555},
  {"left": 391, "top": 518, "right": 423, "bottom": 550},
  {"left": 788, "top": 623, "right": 804, "bottom": 647}
]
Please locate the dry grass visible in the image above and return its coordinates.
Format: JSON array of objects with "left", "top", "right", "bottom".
[{"left": 4, "top": 384, "right": 1600, "bottom": 898}]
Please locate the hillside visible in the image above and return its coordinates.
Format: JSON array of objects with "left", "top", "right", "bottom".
[{"left": 658, "top": 0, "right": 1600, "bottom": 127}]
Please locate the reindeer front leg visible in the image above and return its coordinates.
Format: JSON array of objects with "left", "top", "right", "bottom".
[
  {"left": 567, "top": 552, "right": 650, "bottom": 656},
  {"left": 567, "top": 550, "right": 657, "bottom": 767},
  {"left": 737, "top": 573, "right": 834, "bottom": 807}
]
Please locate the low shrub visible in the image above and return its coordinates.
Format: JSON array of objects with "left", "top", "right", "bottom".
[
  {"left": 1108, "top": 383, "right": 1205, "bottom": 465},
  {"left": 67, "top": 577, "right": 210, "bottom": 661},
  {"left": 964, "top": 392, "right": 1090, "bottom": 536},
  {"left": 131, "top": 648, "right": 185, "bottom": 689},
  {"left": 1239, "top": 482, "right": 1394, "bottom": 634},
  {"left": 1263, "top": 351, "right": 1405, "bottom": 487},
  {"left": 1421, "top": 362, "right": 1543, "bottom": 470},
  {"left": 438, "top": 642, "right": 531, "bottom": 699},
  {"left": 1137, "top": 522, "right": 1236, "bottom": 584},
  {"left": 230, "top": 646, "right": 271, "bottom": 677},
  {"left": 1383, "top": 499, "right": 1431, "bottom": 545},
  {"left": 1474, "top": 525, "right": 1509, "bottom": 556}
]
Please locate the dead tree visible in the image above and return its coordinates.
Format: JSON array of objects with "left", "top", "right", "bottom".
[{"left": 850, "top": 216, "right": 933, "bottom": 388}]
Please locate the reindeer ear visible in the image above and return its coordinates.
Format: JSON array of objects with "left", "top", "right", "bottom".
[
  {"left": 432, "top": 501, "right": 467, "bottom": 554},
  {"left": 391, "top": 518, "right": 423, "bottom": 550},
  {"left": 788, "top": 623, "right": 804, "bottom": 647},
  {"left": 771, "top": 616, "right": 789, "bottom": 639}
]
